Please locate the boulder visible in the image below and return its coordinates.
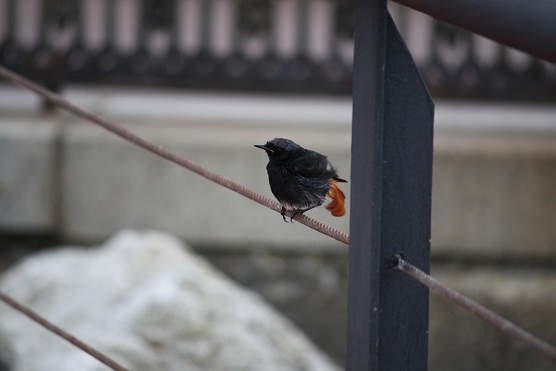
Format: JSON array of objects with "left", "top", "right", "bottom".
[{"left": 0, "top": 230, "right": 340, "bottom": 371}]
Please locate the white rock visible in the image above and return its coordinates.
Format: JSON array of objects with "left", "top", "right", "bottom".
[{"left": 0, "top": 230, "right": 340, "bottom": 371}]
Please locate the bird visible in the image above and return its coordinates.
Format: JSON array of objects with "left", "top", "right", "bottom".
[{"left": 255, "top": 138, "right": 347, "bottom": 222}]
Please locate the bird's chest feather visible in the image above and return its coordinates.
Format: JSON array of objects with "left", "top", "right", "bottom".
[{"left": 266, "top": 161, "right": 330, "bottom": 209}]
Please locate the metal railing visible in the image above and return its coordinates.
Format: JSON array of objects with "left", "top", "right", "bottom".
[
  {"left": 1, "top": 63, "right": 555, "bottom": 370},
  {"left": 0, "top": 0, "right": 554, "bottom": 99}
]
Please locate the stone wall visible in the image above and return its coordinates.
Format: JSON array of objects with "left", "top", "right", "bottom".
[{"left": 1, "top": 86, "right": 555, "bottom": 369}]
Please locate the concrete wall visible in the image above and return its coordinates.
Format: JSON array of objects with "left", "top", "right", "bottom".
[{"left": 1, "top": 85, "right": 556, "bottom": 369}]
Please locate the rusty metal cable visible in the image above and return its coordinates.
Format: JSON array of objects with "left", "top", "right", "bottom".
[
  {"left": 0, "top": 291, "right": 130, "bottom": 371},
  {"left": 0, "top": 65, "right": 350, "bottom": 245},
  {"left": 394, "top": 255, "right": 556, "bottom": 363}
]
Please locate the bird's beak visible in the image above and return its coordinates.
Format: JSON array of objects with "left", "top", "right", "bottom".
[{"left": 254, "top": 144, "right": 273, "bottom": 153}]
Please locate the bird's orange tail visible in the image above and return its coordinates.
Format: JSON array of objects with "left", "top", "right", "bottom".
[{"left": 326, "top": 179, "right": 346, "bottom": 217}]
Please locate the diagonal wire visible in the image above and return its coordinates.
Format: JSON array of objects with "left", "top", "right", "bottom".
[
  {"left": 0, "top": 65, "right": 350, "bottom": 246},
  {"left": 394, "top": 255, "right": 556, "bottom": 363},
  {"left": 0, "top": 291, "right": 130, "bottom": 371}
]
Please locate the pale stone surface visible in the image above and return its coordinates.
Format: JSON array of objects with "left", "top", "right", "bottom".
[
  {"left": 0, "top": 119, "right": 59, "bottom": 231},
  {"left": 0, "top": 230, "right": 340, "bottom": 371},
  {"left": 432, "top": 134, "right": 556, "bottom": 259}
]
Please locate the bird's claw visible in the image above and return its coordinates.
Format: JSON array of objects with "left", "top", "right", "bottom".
[
  {"left": 281, "top": 207, "right": 290, "bottom": 223},
  {"left": 281, "top": 207, "right": 301, "bottom": 223},
  {"left": 290, "top": 209, "right": 303, "bottom": 223}
]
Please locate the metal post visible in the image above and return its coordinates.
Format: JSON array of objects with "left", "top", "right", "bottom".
[{"left": 347, "top": 0, "right": 434, "bottom": 369}]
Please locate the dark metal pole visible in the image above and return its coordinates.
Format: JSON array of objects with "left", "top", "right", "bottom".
[
  {"left": 393, "top": 0, "right": 556, "bottom": 63},
  {"left": 347, "top": 0, "right": 388, "bottom": 368},
  {"left": 347, "top": 0, "right": 434, "bottom": 369},
  {"left": 347, "top": 0, "right": 386, "bottom": 366}
]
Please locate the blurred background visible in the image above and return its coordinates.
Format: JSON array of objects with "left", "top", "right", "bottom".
[{"left": 0, "top": 0, "right": 555, "bottom": 370}]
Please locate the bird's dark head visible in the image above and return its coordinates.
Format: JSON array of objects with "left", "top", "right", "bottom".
[{"left": 254, "top": 138, "right": 302, "bottom": 161}]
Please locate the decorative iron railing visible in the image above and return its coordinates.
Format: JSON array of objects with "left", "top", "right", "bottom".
[{"left": 1, "top": 0, "right": 555, "bottom": 99}]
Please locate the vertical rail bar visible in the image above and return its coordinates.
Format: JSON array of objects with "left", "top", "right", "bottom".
[
  {"left": 347, "top": 0, "right": 434, "bottom": 369},
  {"left": 347, "top": 0, "right": 387, "bottom": 369}
]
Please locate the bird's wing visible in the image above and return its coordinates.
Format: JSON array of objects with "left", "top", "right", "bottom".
[{"left": 291, "top": 152, "right": 331, "bottom": 179}]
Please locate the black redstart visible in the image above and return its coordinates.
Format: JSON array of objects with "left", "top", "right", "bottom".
[{"left": 255, "top": 137, "right": 347, "bottom": 222}]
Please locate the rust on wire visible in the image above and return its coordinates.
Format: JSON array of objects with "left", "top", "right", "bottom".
[
  {"left": 0, "top": 66, "right": 349, "bottom": 245},
  {"left": 0, "top": 65, "right": 349, "bottom": 246},
  {"left": 393, "top": 255, "right": 556, "bottom": 363},
  {"left": 0, "top": 291, "right": 130, "bottom": 371}
]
